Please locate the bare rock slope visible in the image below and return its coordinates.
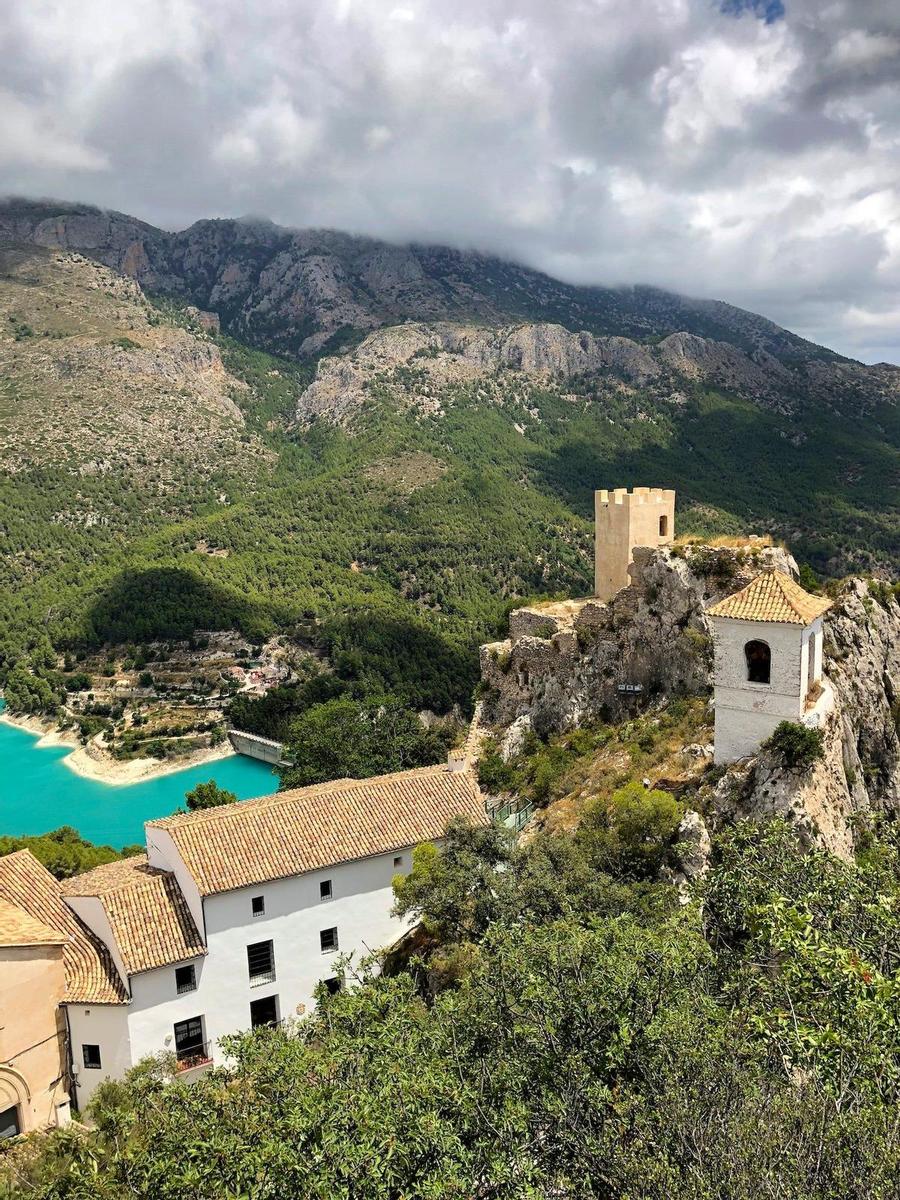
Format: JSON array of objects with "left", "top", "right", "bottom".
[{"left": 480, "top": 547, "right": 900, "bottom": 859}]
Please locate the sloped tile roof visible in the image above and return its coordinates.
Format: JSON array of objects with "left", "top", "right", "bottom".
[
  {"left": 148, "top": 765, "right": 486, "bottom": 896},
  {"left": 61, "top": 855, "right": 206, "bottom": 976},
  {"left": 706, "top": 571, "right": 832, "bottom": 625},
  {"left": 0, "top": 897, "right": 67, "bottom": 947},
  {"left": 0, "top": 851, "right": 127, "bottom": 1004}
]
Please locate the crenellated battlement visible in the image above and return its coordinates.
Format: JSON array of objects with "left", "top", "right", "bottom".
[{"left": 597, "top": 487, "right": 676, "bottom": 507}]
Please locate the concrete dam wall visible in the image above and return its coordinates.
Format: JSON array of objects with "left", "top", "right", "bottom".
[{"left": 227, "top": 729, "right": 289, "bottom": 767}]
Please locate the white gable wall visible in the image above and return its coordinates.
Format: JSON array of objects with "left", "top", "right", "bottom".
[
  {"left": 144, "top": 826, "right": 206, "bottom": 936},
  {"left": 66, "top": 1004, "right": 131, "bottom": 1111},
  {"left": 64, "top": 846, "right": 419, "bottom": 1106},
  {"left": 63, "top": 896, "right": 130, "bottom": 990}
]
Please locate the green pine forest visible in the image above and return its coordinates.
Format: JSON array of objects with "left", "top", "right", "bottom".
[{"left": 1, "top": 301, "right": 898, "bottom": 721}]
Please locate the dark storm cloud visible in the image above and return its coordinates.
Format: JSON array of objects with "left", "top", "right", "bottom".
[{"left": 0, "top": 0, "right": 897, "bottom": 361}]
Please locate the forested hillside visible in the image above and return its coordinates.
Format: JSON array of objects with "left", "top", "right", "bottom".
[{"left": 1, "top": 200, "right": 898, "bottom": 729}]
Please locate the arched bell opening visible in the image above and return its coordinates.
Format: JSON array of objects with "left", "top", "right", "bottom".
[{"left": 744, "top": 639, "right": 771, "bottom": 685}]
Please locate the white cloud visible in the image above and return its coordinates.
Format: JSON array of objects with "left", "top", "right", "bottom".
[{"left": 1, "top": 0, "right": 898, "bottom": 361}]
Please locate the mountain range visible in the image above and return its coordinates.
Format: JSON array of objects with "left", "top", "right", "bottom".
[{"left": 0, "top": 197, "right": 897, "bottom": 714}]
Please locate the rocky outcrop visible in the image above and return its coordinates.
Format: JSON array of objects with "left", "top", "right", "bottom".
[
  {"left": 662, "top": 810, "right": 712, "bottom": 901},
  {"left": 708, "top": 699, "right": 863, "bottom": 860},
  {"left": 707, "top": 582, "right": 900, "bottom": 859},
  {"left": 294, "top": 318, "right": 836, "bottom": 427},
  {"left": 481, "top": 555, "right": 900, "bottom": 859},
  {"left": 4, "top": 199, "right": 898, "bottom": 420},
  {"left": 824, "top": 581, "right": 900, "bottom": 811},
  {"left": 479, "top": 542, "right": 795, "bottom": 736}
]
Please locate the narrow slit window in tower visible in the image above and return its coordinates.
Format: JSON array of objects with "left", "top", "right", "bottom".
[{"left": 659, "top": 515, "right": 668, "bottom": 537}]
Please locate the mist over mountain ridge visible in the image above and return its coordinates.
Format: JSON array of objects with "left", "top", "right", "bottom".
[{"left": 0, "top": 196, "right": 856, "bottom": 366}]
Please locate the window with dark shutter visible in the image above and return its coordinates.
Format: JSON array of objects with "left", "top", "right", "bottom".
[
  {"left": 175, "top": 964, "right": 196, "bottom": 994},
  {"left": 247, "top": 940, "right": 275, "bottom": 985},
  {"left": 320, "top": 927, "right": 338, "bottom": 953},
  {"left": 173, "top": 1016, "right": 205, "bottom": 1063},
  {"left": 82, "top": 1044, "right": 102, "bottom": 1069}
]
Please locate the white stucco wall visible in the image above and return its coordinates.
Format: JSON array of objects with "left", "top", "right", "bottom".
[
  {"left": 189, "top": 849, "right": 414, "bottom": 1057},
  {"left": 66, "top": 1004, "right": 131, "bottom": 1110},
  {"left": 145, "top": 825, "right": 206, "bottom": 936},
  {"left": 64, "top": 896, "right": 130, "bottom": 988},
  {"left": 711, "top": 616, "right": 809, "bottom": 764},
  {"left": 67, "top": 847, "right": 418, "bottom": 1094}
]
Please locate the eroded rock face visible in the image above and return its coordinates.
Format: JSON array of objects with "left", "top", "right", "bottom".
[
  {"left": 709, "top": 704, "right": 864, "bottom": 861},
  {"left": 662, "top": 810, "right": 712, "bottom": 901},
  {"left": 703, "top": 581, "right": 900, "bottom": 859},
  {"left": 482, "top": 558, "right": 900, "bottom": 859},
  {"left": 293, "top": 319, "right": 811, "bottom": 427},
  {"left": 479, "top": 543, "right": 795, "bottom": 736},
  {"left": 824, "top": 581, "right": 900, "bottom": 813}
]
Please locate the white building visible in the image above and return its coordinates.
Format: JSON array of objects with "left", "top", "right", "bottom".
[
  {"left": 707, "top": 571, "right": 833, "bottom": 765},
  {"left": 1, "top": 765, "right": 485, "bottom": 1111}
]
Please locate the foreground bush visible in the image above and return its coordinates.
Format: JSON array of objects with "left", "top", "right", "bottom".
[{"left": 6, "top": 820, "right": 900, "bottom": 1198}]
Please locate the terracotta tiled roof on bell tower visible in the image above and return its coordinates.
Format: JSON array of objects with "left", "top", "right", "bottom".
[{"left": 706, "top": 571, "right": 832, "bottom": 625}]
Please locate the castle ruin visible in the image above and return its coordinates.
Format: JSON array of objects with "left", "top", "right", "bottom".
[{"left": 594, "top": 487, "right": 675, "bottom": 601}]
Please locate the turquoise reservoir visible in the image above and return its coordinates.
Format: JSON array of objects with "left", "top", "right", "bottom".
[{"left": 0, "top": 709, "right": 278, "bottom": 849}]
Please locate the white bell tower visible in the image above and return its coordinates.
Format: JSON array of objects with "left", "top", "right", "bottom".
[{"left": 707, "top": 572, "right": 832, "bottom": 765}]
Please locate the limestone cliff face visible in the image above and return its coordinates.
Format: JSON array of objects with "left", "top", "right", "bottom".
[
  {"left": 480, "top": 555, "right": 900, "bottom": 859},
  {"left": 294, "top": 319, "right": 840, "bottom": 427},
  {"left": 5, "top": 199, "right": 898, "bottom": 418},
  {"left": 478, "top": 543, "right": 795, "bottom": 736}
]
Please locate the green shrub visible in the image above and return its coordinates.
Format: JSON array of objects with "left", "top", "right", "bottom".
[
  {"left": 764, "top": 721, "right": 825, "bottom": 770},
  {"left": 577, "top": 782, "right": 685, "bottom": 880},
  {"left": 477, "top": 745, "right": 519, "bottom": 794}
]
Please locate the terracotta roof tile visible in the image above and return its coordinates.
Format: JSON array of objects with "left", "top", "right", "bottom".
[
  {"left": 707, "top": 571, "right": 832, "bottom": 626},
  {"left": 0, "top": 897, "right": 67, "bottom": 947},
  {"left": 148, "top": 765, "right": 486, "bottom": 896},
  {"left": 62, "top": 855, "right": 206, "bottom": 976},
  {"left": 0, "top": 851, "right": 127, "bottom": 1004}
]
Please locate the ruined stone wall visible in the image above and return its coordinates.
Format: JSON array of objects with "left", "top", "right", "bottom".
[{"left": 480, "top": 542, "right": 796, "bottom": 737}]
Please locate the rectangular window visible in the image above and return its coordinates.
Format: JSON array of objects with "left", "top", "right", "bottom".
[
  {"left": 250, "top": 994, "right": 278, "bottom": 1028},
  {"left": 247, "top": 940, "right": 275, "bottom": 985},
  {"left": 82, "top": 1044, "right": 102, "bottom": 1070},
  {"left": 323, "top": 976, "right": 342, "bottom": 996},
  {"left": 175, "top": 964, "right": 196, "bottom": 994},
  {"left": 173, "top": 1016, "right": 205, "bottom": 1063},
  {"left": 319, "top": 879, "right": 332, "bottom": 901},
  {"left": 320, "top": 927, "right": 339, "bottom": 953},
  {"left": 393, "top": 855, "right": 403, "bottom": 868},
  {"left": 251, "top": 895, "right": 265, "bottom": 917}
]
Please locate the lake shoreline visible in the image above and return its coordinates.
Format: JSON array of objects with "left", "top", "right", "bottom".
[{"left": 0, "top": 711, "right": 237, "bottom": 787}]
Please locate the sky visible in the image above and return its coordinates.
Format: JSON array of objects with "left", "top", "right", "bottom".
[{"left": 1, "top": 0, "right": 898, "bottom": 363}]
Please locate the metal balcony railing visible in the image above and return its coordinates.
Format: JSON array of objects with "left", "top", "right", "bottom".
[{"left": 175, "top": 1042, "right": 213, "bottom": 1072}]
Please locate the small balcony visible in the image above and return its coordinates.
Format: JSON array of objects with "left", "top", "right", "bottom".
[{"left": 174, "top": 1042, "right": 213, "bottom": 1080}]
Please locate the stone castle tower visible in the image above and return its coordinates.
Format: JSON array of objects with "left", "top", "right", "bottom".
[
  {"left": 594, "top": 487, "right": 676, "bottom": 601},
  {"left": 706, "top": 572, "right": 833, "bottom": 764}
]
